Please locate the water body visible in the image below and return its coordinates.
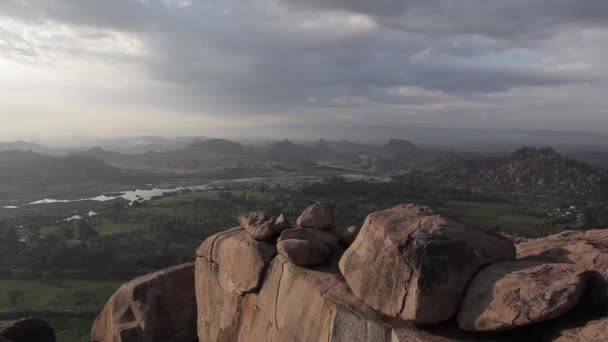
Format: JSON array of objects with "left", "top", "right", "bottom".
[
  {"left": 28, "top": 177, "right": 269, "bottom": 206},
  {"left": 65, "top": 211, "right": 99, "bottom": 222},
  {"left": 26, "top": 174, "right": 365, "bottom": 207}
]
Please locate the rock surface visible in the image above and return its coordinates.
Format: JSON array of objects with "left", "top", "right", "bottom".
[
  {"left": 277, "top": 239, "right": 331, "bottom": 266},
  {"left": 339, "top": 204, "right": 515, "bottom": 324},
  {"left": 517, "top": 229, "right": 608, "bottom": 312},
  {"left": 458, "top": 261, "right": 587, "bottom": 331},
  {"left": 296, "top": 203, "right": 336, "bottom": 230},
  {"left": 196, "top": 252, "right": 393, "bottom": 342},
  {"left": 278, "top": 227, "right": 339, "bottom": 249},
  {"left": 91, "top": 263, "right": 196, "bottom": 342},
  {"left": 239, "top": 211, "right": 289, "bottom": 241},
  {"left": 196, "top": 227, "right": 276, "bottom": 293},
  {"left": 549, "top": 318, "right": 608, "bottom": 342},
  {"left": 0, "top": 317, "right": 56, "bottom": 342}
]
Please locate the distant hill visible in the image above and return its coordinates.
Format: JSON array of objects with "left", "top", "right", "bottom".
[
  {"left": 82, "top": 136, "right": 208, "bottom": 153},
  {"left": 265, "top": 140, "right": 313, "bottom": 162},
  {"left": 264, "top": 140, "right": 345, "bottom": 162},
  {"left": 317, "top": 138, "right": 378, "bottom": 155},
  {"left": 0, "top": 141, "right": 69, "bottom": 156},
  {"left": 362, "top": 139, "right": 431, "bottom": 171},
  {"left": 0, "top": 150, "right": 123, "bottom": 184},
  {"left": 183, "top": 139, "right": 246, "bottom": 155},
  {"left": 430, "top": 146, "right": 606, "bottom": 197},
  {"left": 476, "top": 147, "right": 604, "bottom": 196}
]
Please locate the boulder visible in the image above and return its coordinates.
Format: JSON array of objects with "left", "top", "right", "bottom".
[
  {"left": 196, "top": 227, "right": 276, "bottom": 293},
  {"left": 339, "top": 204, "right": 515, "bottom": 324},
  {"left": 338, "top": 225, "right": 360, "bottom": 247},
  {"left": 277, "top": 239, "right": 331, "bottom": 266},
  {"left": 278, "top": 227, "right": 339, "bottom": 249},
  {"left": 196, "top": 252, "right": 394, "bottom": 342},
  {"left": 0, "top": 317, "right": 55, "bottom": 342},
  {"left": 517, "top": 229, "right": 608, "bottom": 312},
  {"left": 91, "top": 263, "right": 196, "bottom": 342},
  {"left": 296, "top": 203, "right": 336, "bottom": 230},
  {"left": 239, "top": 211, "right": 289, "bottom": 241},
  {"left": 458, "top": 261, "right": 587, "bottom": 331}
]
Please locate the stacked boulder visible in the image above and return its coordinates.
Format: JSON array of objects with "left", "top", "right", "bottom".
[{"left": 277, "top": 203, "right": 339, "bottom": 266}]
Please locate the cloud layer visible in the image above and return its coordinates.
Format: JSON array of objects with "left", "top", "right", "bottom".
[{"left": 1, "top": 0, "right": 608, "bottom": 139}]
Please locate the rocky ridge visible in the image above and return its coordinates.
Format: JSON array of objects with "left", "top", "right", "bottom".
[{"left": 90, "top": 203, "right": 608, "bottom": 342}]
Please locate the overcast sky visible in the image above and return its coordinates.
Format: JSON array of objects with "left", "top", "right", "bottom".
[{"left": 1, "top": 0, "right": 608, "bottom": 143}]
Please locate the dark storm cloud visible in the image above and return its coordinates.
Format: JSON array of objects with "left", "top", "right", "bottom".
[
  {"left": 285, "top": 0, "right": 608, "bottom": 38},
  {"left": 0, "top": 0, "right": 606, "bottom": 129}
]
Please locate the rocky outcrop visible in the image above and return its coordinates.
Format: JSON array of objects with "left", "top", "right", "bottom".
[
  {"left": 339, "top": 204, "right": 515, "bottom": 324},
  {"left": 517, "top": 229, "right": 608, "bottom": 313},
  {"left": 458, "top": 261, "right": 588, "bottom": 331},
  {"left": 91, "top": 262, "right": 196, "bottom": 342},
  {"left": 95, "top": 203, "right": 608, "bottom": 342},
  {"left": 196, "top": 252, "right": 394, "bottom": 342},
  {"left": 0, "top": 317, "right": 56, "bottom": 342},
  {"left": 296, "top": 203, "right": 336, "bottom": 230}
]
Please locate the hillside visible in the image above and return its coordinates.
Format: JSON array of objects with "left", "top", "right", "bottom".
[
  {"left": 477, "top": 147, "right": 604, "bottom": 196},
  {"left": 362, "top": 139, "right": 431, "bottom": 171},
  {"left": 0, "top": 150, "right": 123, "bottom": 184},
  {"left": 263, "top": 140, "right": 339, "bottom": 162}
]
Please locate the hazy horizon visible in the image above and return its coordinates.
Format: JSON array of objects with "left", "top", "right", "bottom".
[{"left": 2, "top": 1, "right": 608, "bottom": 139}]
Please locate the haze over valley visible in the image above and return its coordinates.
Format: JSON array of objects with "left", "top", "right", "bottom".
[{"left": 3, "top": 1, "right": 608, "bottom": 341}]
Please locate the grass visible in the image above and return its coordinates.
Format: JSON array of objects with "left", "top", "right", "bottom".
[
  {"left": 152, "top": 189, "right": 262, "bottom": 205},
  {"left": 96, "top": 221, "right": 140, "bottom": 234},
  {"left": 45, "top": 317, "right": 93, "bottom": 342},
  {"left": 442, "top": 200, "right": 549, "bottom": 236},
  {"left": 0, "top": 279, "right": 120, "bottom": 309}
]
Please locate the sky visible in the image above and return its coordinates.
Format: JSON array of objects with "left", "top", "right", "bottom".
[{"left": 1, "top": 0, "right": 608, "bottom": 143}]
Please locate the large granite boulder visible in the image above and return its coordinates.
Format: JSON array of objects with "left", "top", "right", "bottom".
[
  {"left": 196, "top": 227, "right": 276, "bottom": 293},
  {"left": 239, "top": 211, "right": 290, "bottom": 241},
  {"left": 458, "top": 261, "right": 587, "bottom": 331},
  {"left": 296, "top": 203, "right": 336, "bottom": 230},
  {"left": 277, "top": 239, "right": 331, "bottom": 266},
  {"left": 196, "top": 251, "right": 393, "bottom": 342},
  {"left": 517, "top": 229, "right": 608, "bottom": 313},
  {"left": 91, "top": 262, "right": 196, "bottom": 342},
  {"left": 0, "top": 317, "right": 55, "bottom": 342},
  {"left": 339, "top": 204, "right": 515, "bottom": 324}
]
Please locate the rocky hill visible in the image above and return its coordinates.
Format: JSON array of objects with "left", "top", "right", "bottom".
[
  {"left": 86, "top": 202, "right": 608, "bottom": 342},
  {"left": 363, "top": 139, "right": 436, "bottom": 171},
  {"left": 430, "top": 146, "right": 606, "bottom": 196}
]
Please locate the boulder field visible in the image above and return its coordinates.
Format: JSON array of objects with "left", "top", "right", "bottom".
[{"left": 92, "top": 203, "right": 608, "bottom": 342}]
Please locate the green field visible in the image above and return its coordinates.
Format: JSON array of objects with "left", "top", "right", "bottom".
[
  {"left": 0, "top": 279, "right": 120, "bottom": 309},
  {"left": 0, "top": 279, "right": 120, "bottom": 342},
  {"left": 441, "top": 200, "right": 559, "bottom": 236},
  {"left": 45, "top": 317, "right": 94, "bottom": 342}
]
